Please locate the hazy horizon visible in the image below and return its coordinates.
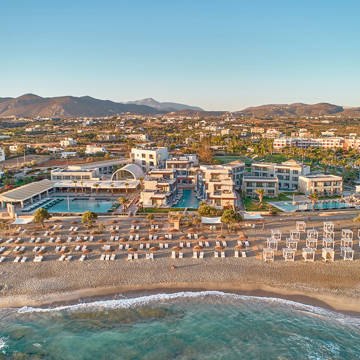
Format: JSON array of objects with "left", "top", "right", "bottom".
[{"left": 2, "top": 0, "right": 360, "bottom": 111}]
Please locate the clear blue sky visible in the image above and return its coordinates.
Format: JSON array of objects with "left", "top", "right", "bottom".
[{"left": 1, "top": 0, "right": 360, "bottom": 110}]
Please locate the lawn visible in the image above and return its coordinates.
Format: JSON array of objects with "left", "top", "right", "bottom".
[
  {"left": 214, "top": 155, "right": 251, "bottom": 165},
  {"left": 243, "top": 193, "right": 291, "bottom": 212},
  {"left": 137, "top": 207, "right": 197, "bottom": 213}
]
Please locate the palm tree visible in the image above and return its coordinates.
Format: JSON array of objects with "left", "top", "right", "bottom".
[
  {"left": 93, "top": 183, "right": 99, "bottom": 193},
  {"left": 73, "top": 180, "right": 77, "bottom": 193},
  {"left": 110, "top": 184, "right": 114, "bottom": 194},
  {"left": 254, "top": 188, "right": 265, "bottom": 208},
  {"left": 308, "top": 191, "right": 319, "bottom": 211},
  {"left": 80, "top": 180, "right": 84, "bottom": 192},
  {"left": 139, "top": 177, "right": 144, "bottom": 191},
  {"left": 125, "top": 182, "right": 129, "bottom": 194},
  {"left": 118, "top": 196, "right": 127, "bottom": 211}
]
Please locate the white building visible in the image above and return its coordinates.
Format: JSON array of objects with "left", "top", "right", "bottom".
[
  {"left": 85, "top": 144, "right": 107, "bottom": 155},
  {"left": 60, "top": 137, "right": 77, "bottom": 147},
  {"left": 0, "top": 147, "right": 5, "bottom": 162},
  {"left": 273, "top": 137, "right": 344, "bottom": 151},
  {"left": 298, "top": 174, "right": 343, "bottom": 196},
  {"left": 131, "top": 147, "right": 169, "bottom": 172}
]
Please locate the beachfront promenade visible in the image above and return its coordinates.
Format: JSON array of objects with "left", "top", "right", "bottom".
[{"left": 1, "top": 212, "right": 360, "bottom": 312}]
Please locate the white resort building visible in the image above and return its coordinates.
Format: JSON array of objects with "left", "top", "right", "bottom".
[
  {"left": 131, "top": 147, "right": 169, "bottom": 172},
  {"left": 298, "top": 174, "right": 343, "bottom": 196}
]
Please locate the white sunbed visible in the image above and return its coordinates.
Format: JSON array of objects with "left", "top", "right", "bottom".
[
  {"left": 242, "top": 251, "right": 247, "bottom": 258},
  {"left": 134, "top": 253, "right": 139, "bottom": 260},
  {"left": 14, "top": 256, "right": 21, "bottom": 263},
  {"left": 221, "top": 252, "right": 226, "bottom": 258},
  {"left": 58, "top": 255, "right": 66, "bottom": 261},
  {"left": 127, "top": 254, "right": 133, "bottom": 261},
  {"left": 179, "top": 252, "right": 183, "bottom": 259},
  {"left": 110, "top": 254, "right": 116, "bottom": 261},
  {"left": 80, "top": 254, "right": 86, "bottom": 261},
  {"left": 100, "top": 254, "right": 105, "bottom": 261},
  {"left": 65, "top": 255, "right": 72, "bottom": 261},
  {"left": 193, "top": 252, "right": 198, "bottom": 259},
  {"left": 171, "top": 251, "right": 176, "bottom": 259},
  {"left": 21, "top": 257, "right": 27, "bottom": 263},
  {"left": 214, "top": 252, "right": 219, "bottom": 258},
  {"left": 75, "top": 245, "right": 81, "bottom": 251},
  {"left": 199, "top": 251, "right": 204, "bottom": 259},
  {"left": 0, "top": 256, "right": 5, "bottom": 263}
]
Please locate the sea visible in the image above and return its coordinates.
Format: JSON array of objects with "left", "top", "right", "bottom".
[{"left": 0, "top": 291, "right": 359, "bottom": 359}]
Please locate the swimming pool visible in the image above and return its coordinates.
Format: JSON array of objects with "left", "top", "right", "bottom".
[
  {"left": 173, "top": 189, "right": 200, "bottom": 208},
  {"left": 269, "top": 200, "right": 354, "bottom": 213},
  {"left": 47, "top": 197, "right": 114, "bottom": 213}
]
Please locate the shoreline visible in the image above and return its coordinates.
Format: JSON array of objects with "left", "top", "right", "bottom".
[{"left": 2, "top": 281, "right": 360, "bottom": 317}]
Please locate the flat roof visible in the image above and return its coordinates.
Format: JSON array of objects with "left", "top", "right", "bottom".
[{"left": 0, "top": 179, "right": 54, "bottom": 202}]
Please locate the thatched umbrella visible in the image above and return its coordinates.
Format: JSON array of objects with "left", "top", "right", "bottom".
[
  {"left": 180, "top": 235, "right": 187, "bottom": 241},
  {"left": 199, "top": 235, "right": 207, "bottom": 240},
  {"left": 217, "top": 234, "right": 225, "bottom": 239},
  {"left": 140, "top": 237, "right": 146, "bottom": 242},
  {"left": 172, "top": 246, "right": 181, "bottom": 251},
  {"left": 120, "top": 237, "right": 126, "bottom": 242},
  {"left": 110, "top": 230, "right": 117, "bottom": 235},
  {"left": 235, "top": 244, "right": 243, "bottom": 249},
  {"left": 193, "top": 245, "right": 202, "bottom": 250},
  {"left": 76, "top": 238, "right": 84, "bottom": 243},
  {"left": 149, "top": 228, "right": 155, "bottom": 233},
  {"left": 188, "top": 228, "right": 195, "bottom": 233},
  {"left": 105, "top": 247, "right": 113, "bottom": 252},
  {"left": 215, "top": 245, "right": 224, "bottom": 251},
  {"left": 82, "top": 248, "right": 90, "bottom": 253},
  {"left": 169, "top": 228, "right": 177, "bottom": 232},
  {"left": 159, "top": 236, "right": 165, "bottom": 241},
  {"left": 130, "top": 229, "right": 136, "bottom": 234},
  {"left": 128, "top": 247, "right": 137, "bottom": 252},
  {"left": 150, "top": 246, "right": 159, "bottom": 252},
  {"left": 98, "top": 239, "right": 104, "bottom": 243},
  {"left": 132, "top": 219, "right": 137, "bottom": 224}
]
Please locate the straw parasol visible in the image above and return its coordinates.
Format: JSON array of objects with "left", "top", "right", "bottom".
[
  {"left": 82, "top": 248, "right": 90, "bottom": 253},
  {"left": 130, "top": 229, "right": 136, "bottom": 234},
  {"left": 199, "top": 235, "right": 207, "bottom": 240},
  {"left": 193, "top": 245, "right": 202, "bottom": 250},
  {"left": 105, "top": 247, "right": 113, "bottom": 252},
  {"left": 180, "top": 235, "right": 187, "bottom": 241},
  {"left": 159, "top": 236, "right": 165, "bottom": 241},
  {"left": 188, "top": 228, "right": 195, "bottom": 233},
  {"left": 169, "top": 228, "right": 177, "bottom": 232},
  {"left": 172, "top": 246, "right": 181, "bottom": 251},
  {"left": 150, "top": 246, "right": 159, "bottom": 252},
  {"left": 215, "top": 245, "right": 224, "bottom": 251},
  {"left": 132, "top": 219, "right": 138, "bottom": 224},
  {"left": 235, "top": 245, "right": 243, "bottom": 249},
  {"left": 128, "top": 247, "right": 137, "bottom": 252},
  {"left": 120, "top": 237, "right": 126, "bottom": 242},
  {"left": 217, "top": 234, "right": 225, "bottom": 239},
  {"left": 140, "top": 237, "right": 146, "bottom": 242},
  {"left": 149, "top": 228, "right": 155, "bottom": 233}
]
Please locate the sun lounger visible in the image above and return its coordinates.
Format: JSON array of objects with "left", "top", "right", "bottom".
[
  {"left": 129, "top": 235, "right": 134, "bottom": 241},
  {"left": 179, "top": 252, "right": 183, "bottom": 259},
  {"left": 187, "top": 233, "right": 192, "bottom": 239},
  {"left": 155, "top": 225, "right": 159, "bottom": 230},
  {"left": 100, "top": 254, "right": 105, "bottom": 261},
  {"left": 21, "top": 257, "right": 27, "bottom": 263},
  {"left": 214, "top": 251, "right": 219, "bottom": 258},
  {"left": 80, "top": 254, "right": 86, "bottom": 261},
  {"left": 194, "top": 234, "right": 198, "bottom": 239},
  {"left": 180, "top": 242, "right": 184, "bottom": 248},
  {"left": 199, "top": 251, "right": 204, "bottom": 258},
  {"left": 20, "top": 246, "right": 26, "bottom": 252},
  {"left": 134, "top": 253, "right": 138, "bottom": 260},
  {"left": 110, "top": 254, "right": 116, "bottom": 261},
  {"left": 171, "top": 251, "right": 176, "bottom": 259},
  {"left": 84, "top": 236, "right": 88, "bottom": 241},
  {"left": 0, "top": 256, "right": 5, "bottom": 263},
  {"left": 82, "top": 245, "right": 87, "bottom": 251},
  {"left": 149, "top": 234, "right": 153, "bottom": 240},
  {"left": 116, "top": 226, "right": 119, "bottom": 231},
  {"left": 221, "top": 251, "right": 225, "bottom": 258},
  {"left": 34, "top": 255, "right": 43, "bottom": 262},
  {"left": 205, "top": 241, "right": 210, "bottom": 247},
  {"left": 153, "top": 235, "right": 158, "bottom": 241},
  {"left": 33, "top": 246, "right": 39, "bottom": 253},
  {"left": 146, "top": 253, "right": 150, "bottom": 260},
  {"left": 110, "top": 236, "right": 115, "bottom": 241},
  {"left": 242, "top": 251, "right": 247, "bottom": 258},
  {"left": 127, "top": 254, "right": 133, "bottom": 261},
  {"left": 150, "top": 253, "right": 154, "bottom": 260},
  {"left": 245, "top": 241, "right": 250, "bottom": 247},
  {"left": 67, "top": 237, "right": 72, "bottom": 242},
  {"left": 125, "top": 244, "right": 130, "bottom": 250},
  {"left": 49, "top": 237, "right": 54, "bottom": 243},
  {"left": 222, "top": 241, "right": 227, "bottom": 247},
  {"left": 146, "top": 243, "right": 150, "bottom": 249},
  {"left": 119, "top": 244, "right": 124, "bottom": 250},
  {"left": 69, "top": 226, "right": 74, "bottom": 231},
  {"left": 135, "top": 234, "right": 139, "bottom": 241},
  {"left": 89, "top": 236, "right": 94, "bottom": 241},
  {"left": 14, "top": 256, "right": 21, "bottom": 263},
  {"left": 30, "top": 237, "right": 35, "bottom": 243},
  {"left": 65, "top": 255, "right": 72, "bottom": 261},
  {"left": 59, "top": 225, "right": 63, "bottom": 229},
  {"left": 105, "top": 254, "right": 110, "bottom": 261},
  {"left": 159, "top": 243, "right": 163, "bottom": 249},
  {"left": 165, "top": 243, "right": 168, "bottom": 249},
  {"left": 186, "top": 242, "right": 191, "bottom": 248},
  {"left": 193, "top": 252, "right": 198, "bottom": 259},
  {"left": 75, "top": 245, "right": 81, "bottom": 251},
  {"left": 235, "top": 250, "right": 239, "bottom": 258},
  {"left": 216, "top": 241, "right": 220, "bottom": 246}
]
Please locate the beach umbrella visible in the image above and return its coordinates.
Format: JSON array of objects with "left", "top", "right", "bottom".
[
  {"left": 149, "top": 228, "right": 155, "bottom": 233},
  {"left": 169, "top": 228, "right": 177, "bottom": 232},
  {"left": 217, "top": 234, "right": 225, "bottom": 239},
  {"left": 193, "top": 245, "right": 202, "bottom": 250},
  {"left": 188, "top": 228, "right": 195, "bottom": 233},
  {"left": 130, "top": 229, "right": 135, "bottom": 234},
  {"left": 140, "top": 237, "right": 146, "bottom": 242},
  {"left": 119, "top": 238, "right": 126, "bottom": 242},
  {"left": 235, "top": 245, "right": 243, "bottom": 249},
  {"left": 98, "top": 239, "right": 104, "bottom": 243},
  {"left": 82, "top": 248, "right": 90, "bottom": 253},
  {"left": 159, "top": 236, "right": 165, "bottom": 241},
  {"left": 172, "top": 246, "right": 181, "bottom": 251},
  {"left": 215, "top": 245, "right": 224, "bottom": 251},
  {"left": 180, "top": 235, "right": 187, "bottom": 241},
  {"left": 132, "top": 219, "right": 138, "bottom": 224},
  {"left": 199, "top": 235, "right": 207, "bottom": 240},
  {"left": 128, "top": 247, "right": 137, "bottom": 252},
  {"left": 105, "top": 247, "right": 113, "bottom": 252},
  {"left": 150, "top": 247, "right": 159, "bottom": 252}
]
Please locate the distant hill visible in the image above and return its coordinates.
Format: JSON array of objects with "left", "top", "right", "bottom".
[
  {"left": 0, "top": 94, "right": 161, "bottom": 118},
  {"left": 164, "top": 109, "right": 226, "bottom": 117},
  {"left": 126, "top": 98, "right": 203, "bottom": 112},
  {"left": 236, "top": 103, "right": 348, "bottom": 118}
]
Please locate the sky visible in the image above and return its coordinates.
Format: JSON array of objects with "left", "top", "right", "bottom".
[{"left": 1, "top": 0, "right": 360, "bottom": 111}]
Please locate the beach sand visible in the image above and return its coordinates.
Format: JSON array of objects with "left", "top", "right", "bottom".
[{"left": 1, "top": 258, "right": 360, "bottom": 315}]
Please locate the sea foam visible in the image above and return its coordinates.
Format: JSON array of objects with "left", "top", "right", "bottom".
[
  {"left": 0, "top": 337, "right": 8, "bottom": 354},
  {"left": 16, "top": 291, "right": 360, "bottom": 325}
]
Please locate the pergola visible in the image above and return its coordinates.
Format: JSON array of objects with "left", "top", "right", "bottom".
[
  {"left": 286, "top": 237, "right": 298, "bottom": 250},
  {"left": 307, "top": 229, "right": 318, "bottom": 240},
  {"left": 306, "top": 237, "right": 318, "bottom": 249},
  {"left": 302, "top": 247, "right": 315, "bottom": 262},
  {"left": 0, "top": 179, "right": 54, "bottom": 208},
  {"left": 266, "top": 237, "right": 278, "bottom": 250},
  {"left": 323, "top": 221, "right": 334, "bottom": 233},
  {"left": 271, "top": 229, "right": 282, "bottom": 241},
  {"left": 341, "top": 247, "right": 354, "bottom": 261},
  {"left": 290, "top": 230, "right": 301, "bottom": 241},
  {"left": 263, "top": 248, "right": 274, "bottom": 262},
  {"left": 322, "top": 237, "right": 334, "bottom": 249},
  {"left": 322, "top": 248, "right": 335, "bottom": 262},
  {"left": 282, "top": 248, "right": 295, "bottom": 261},
  {"left": 296, "top": 221, "right": 306, "bottom": 232}
]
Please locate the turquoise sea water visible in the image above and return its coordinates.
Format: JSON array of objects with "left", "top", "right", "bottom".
[
  {"left": 47, "top": 198, "right": 113, "bottom": 213},
  {"left": 173, "top": 190, "right": 200, "bottom": 208},
  {"left": 1, "top": 291, "right": 359, "bottom": 359}
]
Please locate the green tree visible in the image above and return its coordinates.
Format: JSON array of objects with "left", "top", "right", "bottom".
[
  {"left": 118, "top": 196, "right": 127, "bottom": 211},
  {"left": 33, "top": 208, "right": 51, "bottom": 228},
  {"left": 146, "top": 214, "right": 154, "bottom": 224},
  {"left": 254, "top": 188, "right": 265, "bottom": 208},
  {"left": 82, "top": 211, "right": 98, "bottom": 228},
  {"left": 308, "top": 191, "right": 319, "bottom": 211},
  {"left": 221, "top": 209, "right": 242, "bottom": 232}
]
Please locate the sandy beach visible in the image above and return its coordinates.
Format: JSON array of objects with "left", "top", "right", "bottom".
[{"left": 1, "top": 213, "right": 360, "bottom": 314}]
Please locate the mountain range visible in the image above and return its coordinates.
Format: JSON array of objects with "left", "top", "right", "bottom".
[
  {"left": 0, "top": 95, "right": 360, "bottom": 118},
  {"left": 0, "top": 94, "right": 202, "bottom": 118},
  {"left": 125, "top": 98, "right": 203, "bottom": 112}
]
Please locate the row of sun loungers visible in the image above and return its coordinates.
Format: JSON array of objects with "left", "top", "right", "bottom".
[{"left": 100, "top": 253, "right": 116, "bottom": 261}]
